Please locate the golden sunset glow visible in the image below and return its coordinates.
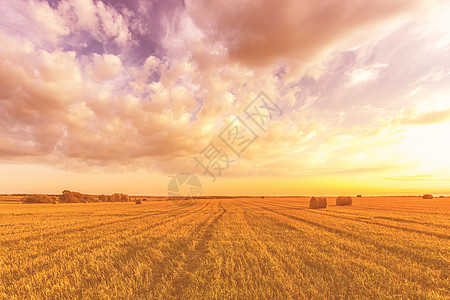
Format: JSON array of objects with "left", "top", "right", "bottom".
[{"left": 0, "top": 0, "right": 449, "bottom": 195}]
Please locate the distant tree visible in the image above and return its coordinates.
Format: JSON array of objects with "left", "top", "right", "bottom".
[
  {"left": 111, "top": 193, "right": 122, "bottom": 202},
  {"left": 82, "top": 194, "right": 95, "bottom": 202},
  {"left": 98, "top": 194, "right": 107, "bottom": 202},
  {"left": 121, "top": 194, "right": 129, "bottom": 202},
  {"left": 60, "top": 190, "right": 81, "bottom": 203},
  {"left": 22, "top": 194, "right": 53, "bottom": 203}
]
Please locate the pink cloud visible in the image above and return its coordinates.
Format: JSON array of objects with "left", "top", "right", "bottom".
[
  {"left": 0, "top": 0, "right": 449, "bottom": 183},
  {"left": 187, "top": 0, "right": 423, "bottom": 68},
  {"left": 90, "top": 53, "right": 123, "bottom": 81}
]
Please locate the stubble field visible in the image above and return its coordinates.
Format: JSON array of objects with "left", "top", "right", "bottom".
[{"left": 0, "top": 196, "right": 449, "bottom": 299}]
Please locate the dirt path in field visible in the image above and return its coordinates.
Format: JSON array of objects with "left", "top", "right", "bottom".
[{"left": 169, "top": 202, "right": 227, "bottom": 298}]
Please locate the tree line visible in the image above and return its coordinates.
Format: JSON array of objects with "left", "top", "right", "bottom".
[{"left": 21, "top": 191, "right": 130, "bottom": 204}]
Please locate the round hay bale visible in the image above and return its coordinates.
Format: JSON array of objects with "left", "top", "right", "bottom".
[
  {"left": 356, "top": 194, "right": 362, "bottom": 197},
  {"left": 142, "top": 198, "right": 147, "bottom": 201},
  {"left": 309, "top": 197, "right": 327, "bottom": 209},
  {"left": 52, "top": 200, "right": 59, "bottom": 204},
  {"left": 422, "top": 194, "right": 433, "bottom": 199},
  {"left": 135, "top": 199, "right": 142, "bottom": 204},
  {"left": 336, "top": 196, "right": 352, "bottom": 206}
]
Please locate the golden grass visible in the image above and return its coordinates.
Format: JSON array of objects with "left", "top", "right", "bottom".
[{"left": 0, "top": 197, "right": 448, "bottom": 299}]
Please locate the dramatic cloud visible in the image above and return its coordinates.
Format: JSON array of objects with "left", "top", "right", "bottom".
[
  {"left": 187, "top": 0, "right": 423, "bottom": 69},
  {"left": 0, "top": 0, "right": 449, "bottom": 194},
  {"left": 89, "top": 53, "right": 123, "bottom": 80}
]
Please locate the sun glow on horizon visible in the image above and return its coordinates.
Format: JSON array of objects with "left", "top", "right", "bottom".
[{"left": 0, "top": 0, "right": 449, "bottom": 195}]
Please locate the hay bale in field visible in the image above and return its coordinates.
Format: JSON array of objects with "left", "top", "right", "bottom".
[
  {"left": 52, "top": 200, "right": 59, "bottom": 204},
  {"left": 142, "top": 198, "right": 147, "bottom": 201},
  {"left": 135, "top": 199, "right": 142, "bottom": 204},
  {"left": 336, "top": 196, "right": 352, "bottom": 206},
  {"left": 309, "top": 197, "right": 327, "bottom": 209},
  {"left": 422, "top": 194, "right": 433, "bottom": 199},
  {"left": 357, "top": 194, "right": 362, "bottom": 197}
]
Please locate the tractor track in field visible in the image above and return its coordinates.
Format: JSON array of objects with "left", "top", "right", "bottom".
[
  {"left": 237, "top": 205, "right": 303, "bottom": 296},
  {"left": 102, "top": 202, "right": 219, "bottom": 299},
  {"left": 193, "top": 203, "right": 227, "bottom": 254},
  {"left": 169, "top": 202, "right": 227, "bottom": 299}
]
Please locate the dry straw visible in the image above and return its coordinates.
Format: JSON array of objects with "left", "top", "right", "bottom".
[
  {"left": 309, "top": 197, "right": 327, "bottom": 209},
  {"left": 336, "top": 196, "right": 352, "bottom": 206}
]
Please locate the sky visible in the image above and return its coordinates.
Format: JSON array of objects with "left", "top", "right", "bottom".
[{"left": 0, "top": 0, "right": 449, "bottom": 196}]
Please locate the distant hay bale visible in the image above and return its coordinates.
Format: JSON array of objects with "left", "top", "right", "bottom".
[
  {"left": 142, "top": 198, "right": 147, "bottom": 201},
  {"left": 135, "top": 199, "right": 142, "bottom": 204},
  {"left": 309, "top": 197, "right": 327, "bottom": 209},
  {"left": 422, "top": 194, "right": 433, "bottom": 199},
  {"left": 356, "top": 195, "right": 362, "bottom": 197},
  {"left": 52, "top": 200, "right": 59, "bottom": 204},
  {"left": 336, "top": 196, "right": 352, "bottom": 206}
]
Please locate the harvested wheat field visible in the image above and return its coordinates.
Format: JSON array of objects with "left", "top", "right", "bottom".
[{"left": 0, "top": 196, "right": 449, "bottom": 299}]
